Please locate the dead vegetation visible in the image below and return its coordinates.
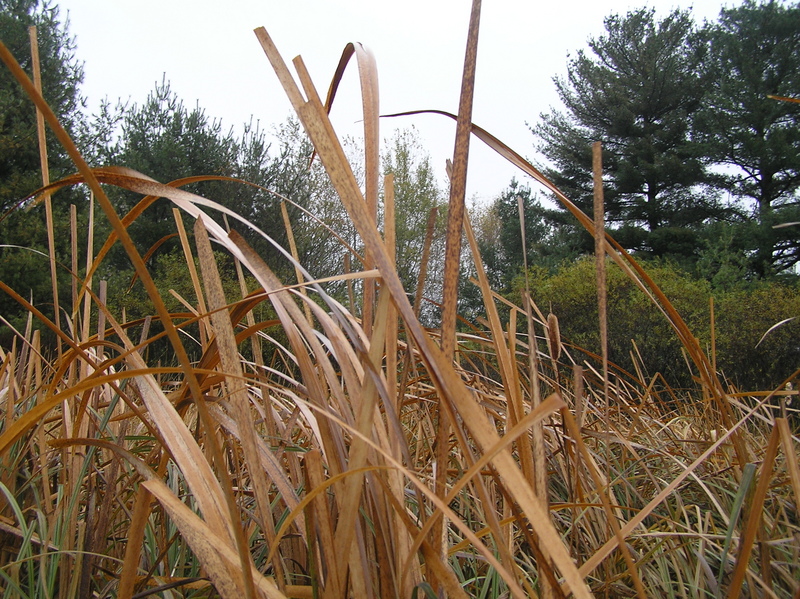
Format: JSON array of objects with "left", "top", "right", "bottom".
[{"left": 0, "top": 7, "right": 799, "bottom": 599}]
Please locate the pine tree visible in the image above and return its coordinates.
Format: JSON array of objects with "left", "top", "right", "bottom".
[
  {"left": 0, "top": 0, "right": 86, "bottom": 340},
  {"left": 534, "top": 8, "right": 720, "bottom": 265},
  {"left": 696, "top": 0, "right": 800, "bottom": 278},
  {"left": 0, "top": 0, "right": 84, "bottom": 211}
]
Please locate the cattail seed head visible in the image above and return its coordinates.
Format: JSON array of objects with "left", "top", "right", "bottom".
[{"left": 547, "top": 312, "right": 561, "bottom": 362}]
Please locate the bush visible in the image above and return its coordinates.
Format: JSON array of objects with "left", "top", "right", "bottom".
[
  {"left": 714, "top": 283, "right": 800, "bottom": 390},
  {"left": 515, "top": 257, "right": 799, "bottom": 391}
]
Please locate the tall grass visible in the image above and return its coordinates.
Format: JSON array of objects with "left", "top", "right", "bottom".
[{"left": 1, "top": 11, "right": 799, "bottom": 599}]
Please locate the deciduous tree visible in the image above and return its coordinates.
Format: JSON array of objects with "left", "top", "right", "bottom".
[{"left": 381, "top": 128, "right": 446, "bottom": 320}]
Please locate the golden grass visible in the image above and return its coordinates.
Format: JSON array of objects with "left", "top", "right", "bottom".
[{"left": 1, "top": 11, "right": 799, "bottom": 599}]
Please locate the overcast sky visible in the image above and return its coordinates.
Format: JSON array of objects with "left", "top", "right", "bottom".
[{"left": 60, "top": 0, "right": 732, "bottom": 204}]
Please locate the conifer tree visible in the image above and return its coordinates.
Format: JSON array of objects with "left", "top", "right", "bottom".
[
  {"left": 534, "top": 8, "right": 719, "bottom": 264},
  {"left": 696, "top": 0, "right": 800, "bottom": 278}
]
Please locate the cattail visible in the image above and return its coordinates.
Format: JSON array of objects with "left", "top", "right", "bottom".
[{"left": 547, "top": 312, "right": 562, "bottom": 362}]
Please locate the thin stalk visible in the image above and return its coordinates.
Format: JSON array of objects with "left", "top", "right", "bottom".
[{"left": 29, "top": 26, "right": 60, "bottom": 360}]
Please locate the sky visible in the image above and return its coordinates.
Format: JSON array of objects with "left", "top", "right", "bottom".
[{"left": 59, "top": 0, "right": 734, "bottom": 204}]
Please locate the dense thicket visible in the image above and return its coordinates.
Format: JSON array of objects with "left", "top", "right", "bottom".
[{"left": 515, "top": 258, "right": 800, "bottom": 390}]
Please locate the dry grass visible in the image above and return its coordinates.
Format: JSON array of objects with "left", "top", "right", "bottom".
[{"left": 1, "top": 12, "right": 800, "bottom": 599}]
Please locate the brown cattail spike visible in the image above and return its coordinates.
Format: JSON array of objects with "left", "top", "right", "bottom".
[{"left": 546, "top": 312, "right": 561, "bottom": 363}]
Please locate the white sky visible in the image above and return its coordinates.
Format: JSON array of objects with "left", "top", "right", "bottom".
[{"left": 60, "top": 0, "right": 732, "bottom": 204}]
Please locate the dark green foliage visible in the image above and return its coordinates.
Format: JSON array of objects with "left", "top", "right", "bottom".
[
  {"left": 714, "top": 284, "right": 800, "bottom": 390},
  {"left": 102, "top": 80, "right": 239, "bottom": 264},
  {"left": 695, "top": 0, "right": 800, "bottom": 277},
  {"left": 100, "top": 81, "right": 318, "bottom": 282},
  {"left": 532, "top": 2, "right": 800, "bottom": 280},
  {"left": 695, "top": 221, "right": 753, "bottom": 290},
  {"left": 517, "top": 257, "right": 800, "bottom": 391},
  {"left": 0, "top": 0, "right": 84, "bottom": 211},
  {"left": 534, "top": 8, "right": 720, "bottom": 264},
  {"left": 518, "top": 258, "right": 712, "bottom": 387},
  {"left": 0, "top": 0, "right": 88, "bottom": 342},
  {"left": 478, "top": 180, "right": 572, "bottom": 291}
]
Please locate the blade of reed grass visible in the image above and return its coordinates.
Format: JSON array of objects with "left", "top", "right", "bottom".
[
  {"left": 302, "top": 449, "right": 341, "bottom": 599},
  {"left": 776, "top": 418, "right": 800, "bottom": 504},
  {"left": 29, "top": 26, "right": 61, "bottom": 362},
  {"left": 279, "top": 200, "right": 313, "bottom": 325},
  {"left": 325, "top": 73, "right": 422, "bottom": 590},
  {"left": 441, "top": 0, "right": 481, "bottom": 359},
  {"left": 515, "top": 190, "right": 550, "bottom": 559},
  {"left": 172, "top": 208, "right": 208, "bottom": 340},
  {"left": 142, "top": 478, "right": 286, "bottom": 599},
  {"left": 525, "top": 298, "right": 554, "bottom": 598},
  {"left": 69, "top": 202, "right": 78, "bottom": 344},
  {"left": 717, "top": 462, "right": 757, "bottom": 594},
  {"left": 398, "top": 205, "right": 438, "bottom": 417},
  {"left": 194, "top": 218, "right": 285, "bottom": 587},
  {"left": 384, "top": 172, "right": 397, "bottom": 408},
  {"left": 118, "top": 473, "right": 160, "bottom": 599},
  {"left": 79, "top": 192, "right": 95, "bottom": 346},
  {"left": 728, "top": 426, "right": 780, "bottom": 599},
  {"left": 592, "top": 139, "right": 611, "bottom": 479},
  {"left": 206, "top": 403, "right": 305, "bottom": 534},
  {"left": 224, "top": 230, "right": 349, "bottom": 473},
  {"left": 382, "top": 171, "right": 423, "bottom": 595},
  {"left": 25, "top": 170, "right": 335, "bottom": 318},
  {"left": 322, "top": 42, "right": 380, "bottom": 335},
  {"left": 523, "top": 294, "right": 549, "bottom": 491},
  {"left": 129, "top": 364, "right": 237, "bottom": 541},
  {"left": 768, "top": 94, "right": 800, "bottom": 103},
  {"left": 255, "top": 27, "right": 594, "bottom": 598},
  {"left": 330, "top": 287, "right": 391, "bottom": 592},
  {"left": 462, "top": 210, "right": 538, "bottom": 587},
  {"left": 592, "top": 142, "right": 621, "bottom": 595}
]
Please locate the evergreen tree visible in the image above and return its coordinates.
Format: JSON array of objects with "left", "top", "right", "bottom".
[
  {"left": 0, "top": 0, "right": 84, "bottom": 211},
  {"left": 695, "top": 0, "right": 800, "bottom": 278},
  {"left": 478, "top": 180, "right": 561, "bottom": 290},
  {"left": 0, "top": 0, "right": 87, "bottom": 341},
  {"left": 534, "top": 8, "right": 721, "bottom": 265},
  {"left": 100, "top": 81, "right": 315, "bottom": 281},
  {"left": 104, "top": 80, "right": 239, "bottom": 263}
]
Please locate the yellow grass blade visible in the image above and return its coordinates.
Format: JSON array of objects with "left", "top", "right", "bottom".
[
  {"left": 255, "top": 27, "right": 595, "bottom": 598},
  {"left": 143, "top": 478, "right": 286, "bottom": 599}
]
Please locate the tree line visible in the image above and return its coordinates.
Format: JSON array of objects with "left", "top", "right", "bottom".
[
  {"left": 472, "top": 1, "right": 800, "bottom": 390},
  {"left": 1, "top": 0, "right": 798, "bottom": 390},
  {"left": 486, "top": 1, "right": 800, "bottom": 286}
]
